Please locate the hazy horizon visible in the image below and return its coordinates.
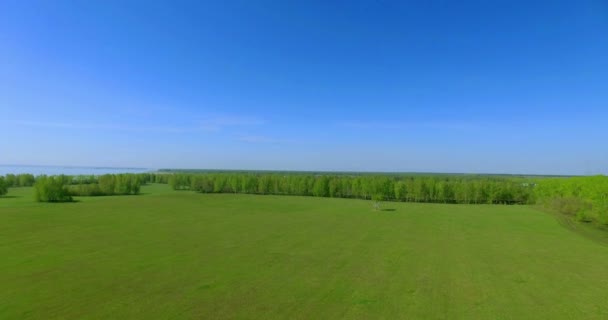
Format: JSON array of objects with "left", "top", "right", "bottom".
[
  {"left": 1, "top": 1, "right": 607, "bottom": 175},
  {"left": 0, "top": 164, "right": 591, "bottom": 177}
]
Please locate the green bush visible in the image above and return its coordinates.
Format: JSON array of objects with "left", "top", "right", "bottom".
[
  {"left": 1, "top": 173, "right": 36, "bottom": 187},
  {"left": 0, "top": 177, "right": 8, "bottom": 196},
  {"left": 68, "top": 174, "right": 141, "bottom": 196},
  {"left": 68, "top": 183, "right": 104, "bottom": 196},
  {"left": 34, "top": 175, "right": 73, "bottom": 202},
  {"left": 575, "top": 209, "right": 593, "bottom": 223},
  {"left": 548, "top": 197, "right": 590, "bottom": 216},
  {"left": 536, "top": 176, "right": 608, "bottom": 225}
]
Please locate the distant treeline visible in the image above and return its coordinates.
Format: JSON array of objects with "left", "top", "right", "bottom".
[
  {"left": 0, "top": 174, "right": 36, "bottom": 196},
  {"left": 67, "top": 174, "right": 143, "bottom": 196},
  {"left": 34, "top": 175, "right": 73, "bottom": 202},
  {"left": 1, "top": 173, "right": 36, "bottom": 188},
  {"left": 2, "top": 172, "right": 607, "bottom": 227},
  {"left": 166, "top": 173, "right": 607, "bottom": 225},
  {"left": 168, "top": 173, "right": 535, "bottom": 204},
  {"left": 159, "top": 168, "right": 572, "bottom": 179},
  {"left": 28, "top": 174, "right": 153, "bottom": 202}
]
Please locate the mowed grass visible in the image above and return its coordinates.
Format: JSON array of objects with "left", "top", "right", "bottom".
[{"left": 1, "top": 184, "right": 608, "bottom": 319}]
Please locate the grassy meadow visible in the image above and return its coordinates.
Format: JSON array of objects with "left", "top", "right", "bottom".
[{"left": 1, "top": 184, "right": 608, "bottom": 319}]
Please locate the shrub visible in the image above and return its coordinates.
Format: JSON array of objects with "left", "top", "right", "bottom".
[
  {"left": 169, "top": 174, "right": 191, "bottom": 190},
  {"left": 0, "top": 177, "right": 8, "bottom": 196},
  {"left": 34, "top": 175, "right": 73, "bottom": 202},
  {"left": 68, "top": 174, "right": 141, "bottom": 196},
  {"left": 548, "top": 197, "right": 591, "bottom": 217},
  {"left": 575, "top": 209, "right": 593, "bottom": 223},
  {"left": 594, "top": 204, "right": 608, "bottom": 225},
  {"left": 68, "top": 183, "right": 103, "bottom": 196}
]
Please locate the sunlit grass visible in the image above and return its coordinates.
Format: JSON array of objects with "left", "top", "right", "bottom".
[{"left": 1, "top": 184, "right": 608, "bottom": 319}]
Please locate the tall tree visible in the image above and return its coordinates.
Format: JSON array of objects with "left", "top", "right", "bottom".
[{"left": 0, "top": 176, "right": 8, "bottom": 196}]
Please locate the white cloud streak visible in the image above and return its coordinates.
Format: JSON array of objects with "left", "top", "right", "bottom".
[
  {"left": 199, "top": 115, "right": 265, "bottom": 132},
  {"left": 236, "top": 135, "right": 279, "bottom": 144},
  {"left": 338, "top": 120, "right": 479, "bottom": 131},
  {"left": 14, "top": 114, "right": 265, "bottom": 134}
]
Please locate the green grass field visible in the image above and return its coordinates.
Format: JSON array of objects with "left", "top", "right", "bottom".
[{"left": 2, "top": 184, "right": 608, "bottom": 319}]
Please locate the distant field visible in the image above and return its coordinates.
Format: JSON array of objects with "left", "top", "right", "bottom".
[{"left": 1, "top": 184, "right": 608, "bottom": 319}]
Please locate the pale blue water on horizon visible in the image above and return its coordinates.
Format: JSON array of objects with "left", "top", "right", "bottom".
[{"left": 0, "top": 165, "right": 152, "bottom": 176}]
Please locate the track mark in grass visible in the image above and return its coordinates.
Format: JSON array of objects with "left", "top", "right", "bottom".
[
  {"left": 354, "top": 298, "right": 376, "bottom": 305},
  {"left": 513, "top": 276, "right": 528, "bottom": 284},
  {"left": 545, "top": 208, "right": 608, "bottom": 246},
  {"left": 197, "top": 283, "right": 214, "bottom": 290}
]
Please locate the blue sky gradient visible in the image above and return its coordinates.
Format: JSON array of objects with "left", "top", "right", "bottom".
[{"left": 1, "top": 1, "right": 607, "bottom": 174}]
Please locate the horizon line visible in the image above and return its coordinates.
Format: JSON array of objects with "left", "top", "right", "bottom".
[{"left": 0, "top": 164, "right": 592, "bottom": 177}]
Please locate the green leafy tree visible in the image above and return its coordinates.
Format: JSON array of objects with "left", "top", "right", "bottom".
[
  {"left": 33, "top": 175, "right": 72, "bottom": 202},
  {"left": 17, "top": 174, "right": 36, "bottom": 187},
  {"left": 5, "top": 174, "right": 16, "bottom": 187},
  {"left": 312, "top": 176, "right": 329, "bottom": 197},
  {"left": 228, "top": 176, "right": 240, "bottom": 193},
  {"left": 213, "top": 175, "right": 227, "bottom": 193},
  {"left": 328, "top": 177, "right": 341, "bottom": 198},
  {"left": 0, "top": 177, "right": 8, "bottom": 196},
  {"left": 394, "top": 181, "right": 407, "bottom": 201}
]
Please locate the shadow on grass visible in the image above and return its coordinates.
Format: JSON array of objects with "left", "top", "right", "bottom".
[
  {"left": 0, "top": 196, "right": 20, "bottom": 199},
  {"left": 72, "top": 193, "right": 150, "bottom": 198},
  {"left": 44, "top": 199, "right": 82, "bottom": 203},
  {"left": 380, "top": 208, "right": 396, "bottom": 212}
]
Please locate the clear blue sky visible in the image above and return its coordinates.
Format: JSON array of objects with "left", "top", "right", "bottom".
[{"left": 1, "top": 1, "right": 607, "bottom": 174}]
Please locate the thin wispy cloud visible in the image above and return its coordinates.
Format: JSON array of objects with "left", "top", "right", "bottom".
[
  {"left": 339, "top": 121, "right": 403, "bottom": 130},
  {"left": 14, "top": 114, "right": 266, "bottom": 134},
  {"left": 236, "top": 135, "right": 279, "bottom": 144},
  {"left": 199, "top": 115, "right": 265, "bottom": 132},
  {"left": 338, "top": 120, "right": 479, "bottom": 131},
  {"left": 15, "top": 120, "right": 198, "bottom": 133}
]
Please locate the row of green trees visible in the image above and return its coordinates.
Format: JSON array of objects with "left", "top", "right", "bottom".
[
  {"left": 168, "top": 173, "right": 608, "bottom": 222},
  {"left": 33, "top": 175, "right": 73, "bottom": 202},
  {"left": 65, "top": 173, "right": 155, "bottom": 186},
  {"left": 1, "top": 173, "right": 165, "bottom": 200},
  {"left": 0, "top": 176, "right": 8, "bottom": 196},
  {"left": 9, "top": 172, "right": 607, "bottom": 221},
  {"left": 31, "top": 174, "right": 147, "bottom": 202},
  {"left": 2, "top": 173, "right": 36, "bottom": 187},
  {"left": 168, "top": 173, "right": 536, "bottom": 204},
  {"left": 3, "top": 173, "right": 168, "bottom": 188},
  {"left": 534, "top": 175, "right": 608, "bottom": 224},
  {"left": 1, "top": 174, "right": 36, "bottom": 196},
  {"left": 68, "top": 174, "right": 142, "bottom": 196}
]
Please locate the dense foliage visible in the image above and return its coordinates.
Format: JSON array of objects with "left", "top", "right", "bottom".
[
  {"left": 0, "top": 176, "right": 8, "bottom": 196},
  {"left": 33, "top": 175, "right": 73, "bottom": 202},
  {"left": 167, "top": 173, "right": 536, "bottom": 204},
  {"left": 29, "top": 174, "right": 151, "bottom": 201},
  {"left": 68, "top": 174, "right": 142, "bottom": 196},
  {"left": 6, "top": 171, "right": 606, "bottom": 222},
  {"left": 3, "top": 173, "right": 36, "bottom": 187},
  {"left": 535, "top": 175, "right": 608, "bottom": 224}
]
